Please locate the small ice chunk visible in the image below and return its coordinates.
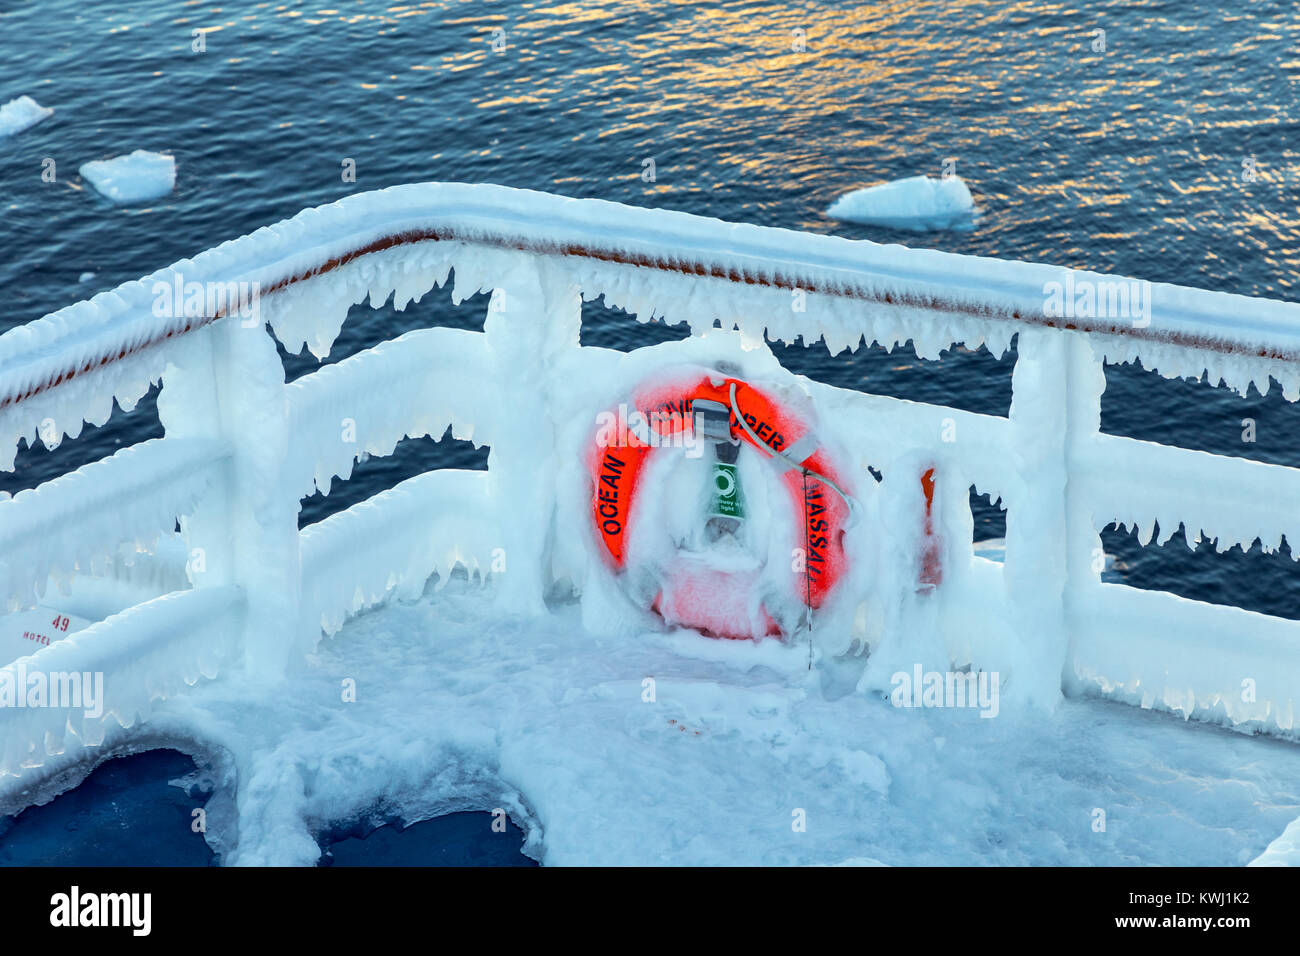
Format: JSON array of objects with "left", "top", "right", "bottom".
[
  {"left": 0, "top": 95, "right": 53, "bottom": 137},
  {"left": 827, "top": 175, "right": 975, "bottom": 232},
  {"left": 79, "top": 150, "right": 176, "bottom": 204},
  {"left": 78, "top": 271, "right": 95, "bottom": 283}
]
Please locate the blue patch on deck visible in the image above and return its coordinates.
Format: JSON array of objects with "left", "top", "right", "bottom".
[
  {"left": 0, "top": 748, "right": 535, "bottom": 867},
  {"left": 0, "top": 749, "right": 214, "bottom": 866},
  {"left": 321, "top": 812, "right": 537, "bottom": 867}
]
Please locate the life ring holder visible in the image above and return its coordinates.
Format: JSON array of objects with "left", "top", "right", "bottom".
[{"left": 587, "top": 370, "right": 856, "bottom": 634}]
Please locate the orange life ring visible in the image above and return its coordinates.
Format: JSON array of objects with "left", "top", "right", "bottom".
[{"left": 587, "top": 369, "right": 855, "bottom": 639}]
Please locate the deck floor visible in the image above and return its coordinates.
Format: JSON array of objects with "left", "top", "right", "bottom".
[{"left": 134, "top": 576, "right": 1300, "bottom": 866}]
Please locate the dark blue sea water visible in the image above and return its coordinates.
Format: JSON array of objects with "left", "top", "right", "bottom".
[{"left": 2, "top": 0, "right": 1299, "bottom": 862}]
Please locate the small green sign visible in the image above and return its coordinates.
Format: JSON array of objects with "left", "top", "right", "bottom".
[{"left": 710, "top": 461, "right": 745, "bottom": 519}]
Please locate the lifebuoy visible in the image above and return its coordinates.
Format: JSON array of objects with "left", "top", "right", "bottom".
[{"left": 587, "top": 368, "right": 855, "bottom": 639}]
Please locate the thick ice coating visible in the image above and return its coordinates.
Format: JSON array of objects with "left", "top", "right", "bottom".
[{"left": 2, "top": 183, "right": 1299, "bottom": 866}]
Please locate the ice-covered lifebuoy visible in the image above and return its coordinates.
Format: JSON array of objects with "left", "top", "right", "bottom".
[{"left": 587, "top": 368, "right": 855, "bottom": 639}]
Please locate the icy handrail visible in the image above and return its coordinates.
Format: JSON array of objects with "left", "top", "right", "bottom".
[
  {"left": 1074, "top": 583, "right": 1300, "bottom": 729},
  {"left": 0, "top": 437, "right": 229, "bottom": 610},
  {"left": 298, "top": 469, "right": 498, "bottom": 654},
  {"left": 283, "top": 326, "right": 491, "bottom": 498},
  {"left": 5, "top": 182, "right": 1300, "bottom": 421},
  {"left": 0, "top": 585, "right": 243, "bottom": 777},
  {"left": 1077, "top": 434, "right": 1300, "bottom": 552}
]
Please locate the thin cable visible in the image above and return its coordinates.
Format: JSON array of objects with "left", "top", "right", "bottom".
[
  {"left": 727, "top": 382, "right": 859, "bottom": 524},
  {"left": 802, "top": 466, "right": 813, "bottom": 669},
  {"left": 727, "top": 380, "right": 846, "bottom": 668}
]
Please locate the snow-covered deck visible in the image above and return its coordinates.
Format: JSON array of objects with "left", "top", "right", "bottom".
[{"left": 55, "top": 574, "right": 1298, "bottom": 867}]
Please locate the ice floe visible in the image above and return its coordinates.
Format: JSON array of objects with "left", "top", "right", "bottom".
[
  {"left": 0, "top": 95, "right": 52, "bottom": 137},
  {"left": 79, "top": 150, "right": 176, "bottom": 204},
  {"left": 827, "top": 175, "right": 975, "bottom": 232}
]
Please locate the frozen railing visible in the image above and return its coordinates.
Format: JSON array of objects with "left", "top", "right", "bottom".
[{"left": 2, "top": 182, "right": 1300, "bottom": 778}]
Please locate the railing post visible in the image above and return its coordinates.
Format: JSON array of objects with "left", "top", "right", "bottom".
[
  {"left": 156, "top": 313, "right": 300, "bottom": 680},
  {"left": 1004, "top": 328, "right": 1103, "bottom": 706},
  {"left": 154, "top": 328, "right": 234, "bottom": 590},
  {"left": 1062, "top": 333, "right": 1106, "bottom": 695},
  {"left": 483, "top": 259, "right": 581, "bottom": 614}
]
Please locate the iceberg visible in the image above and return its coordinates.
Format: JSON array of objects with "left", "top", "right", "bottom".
[
  {"left": 827, "top": 175, "right": 975, "bottom": 232},
  {"left": 79, "top": 150, "right": 176, "bottom": 205},
  {"left": 0, "top": 95, "right": 52, "bottom": 137}
]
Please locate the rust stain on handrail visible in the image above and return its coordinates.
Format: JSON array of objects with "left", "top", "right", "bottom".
[{"left": 2, "top": 226, "right": 1295, "bottom": 414}]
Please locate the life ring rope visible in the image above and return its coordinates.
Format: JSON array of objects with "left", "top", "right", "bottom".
[{"left": 726, "top": 381, "right": 859, "bottom": 525}]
